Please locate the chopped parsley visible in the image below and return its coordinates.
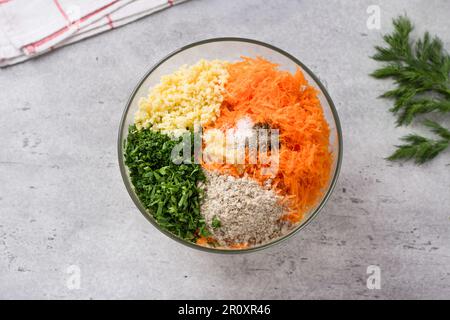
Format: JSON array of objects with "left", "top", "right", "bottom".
[
  {"left": 212, "top": 216, "right": 221, "bottom": 229},
  {"left": 124, "top": 125, "right": 208, "bottom": 241}
]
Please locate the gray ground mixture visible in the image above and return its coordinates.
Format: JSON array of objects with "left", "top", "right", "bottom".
[{"left": 200, "top": 171, "right": 293, "bottom": 247}]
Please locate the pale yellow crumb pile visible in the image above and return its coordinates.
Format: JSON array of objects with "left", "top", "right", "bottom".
[{"left": 135, "top": 59, "right": 229, "bottom": 134}]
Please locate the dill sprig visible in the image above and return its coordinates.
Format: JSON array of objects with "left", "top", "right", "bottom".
[
  {"left": 388, "top": 120, "right": 450, "bottom": 164},
  {"left": 372, "top": 16, "right": 450, "bottom": 125},
  {"left": 372, "top": 15, "right": 450, "bottom": 163}
]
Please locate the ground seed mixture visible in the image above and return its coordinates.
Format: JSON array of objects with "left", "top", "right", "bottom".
[{"left": 200, "top": 171, "right": 292, "bottom": 247}]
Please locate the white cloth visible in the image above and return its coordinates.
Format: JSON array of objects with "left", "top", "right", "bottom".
[{"left": 0, "top": 0, "right": 187, "bottom": 67}]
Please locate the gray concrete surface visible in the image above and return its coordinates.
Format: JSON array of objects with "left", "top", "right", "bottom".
[{"left": 1, "top": 0, "right": 449, "bottom": 300}]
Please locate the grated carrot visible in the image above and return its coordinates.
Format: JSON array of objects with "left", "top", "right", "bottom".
[
  {"left": 196, "top": 236, "right": 248, "bottom": 249},
  {"left": 202, "top": 56, "right": 332, "bottom": 223}
]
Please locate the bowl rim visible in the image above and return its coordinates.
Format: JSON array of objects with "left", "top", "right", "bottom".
[{"left": 117, "top": 37, "right": 343, "bottom": 254}]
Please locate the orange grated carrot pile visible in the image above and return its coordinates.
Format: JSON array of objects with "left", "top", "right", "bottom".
[
  {"left": 202, "top": 56, "right": 332, "bottom": 223},
  {"left": 196, "top": 236, "right": 249, "bottom": 249}
]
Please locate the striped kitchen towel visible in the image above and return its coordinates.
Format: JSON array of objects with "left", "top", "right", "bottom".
[{"left": 0, "top": 0, "right": 188, "bottom": 67}]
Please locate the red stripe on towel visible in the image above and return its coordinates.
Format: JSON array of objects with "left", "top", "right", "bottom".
[
  {"left": 53, "top": 0, "right": 70, "bottom": 23},
  {"left": 106, "top": 14, "right": 114, "bottom": 29},
  {"left": 80, "top": 1, "right": 118, "bottom": 23},
  {"left": 25, "top": 1, "right": 119, "bottom": 53}
]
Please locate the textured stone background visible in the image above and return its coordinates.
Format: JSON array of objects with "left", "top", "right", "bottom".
[{"left": 0, "top": 0, "right": 449, "bottom": 299}]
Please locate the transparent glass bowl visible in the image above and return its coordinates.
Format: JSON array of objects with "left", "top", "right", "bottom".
[{"left": 118, "top": 38, "right": 343, "bottom": 253}]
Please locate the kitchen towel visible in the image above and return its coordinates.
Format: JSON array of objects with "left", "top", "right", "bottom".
[{"left": 0, "top": 0, "right": 188, "bottom": 67}]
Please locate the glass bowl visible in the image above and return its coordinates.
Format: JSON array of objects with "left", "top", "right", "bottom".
[{"left": 118, "top": 38, "right": 343, "bottom": 253}]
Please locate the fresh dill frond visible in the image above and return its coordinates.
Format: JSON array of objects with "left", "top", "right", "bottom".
[
  {"left": 395, "top": 99, "right": 450, "bottom": 126},
  {"left": 372, "top": 15, "right": 450, "bottom": 164},
  {"left": 388, "top": 120, "right": 450, "bottom": 164},
  {"left": 371, "top": 16, "right": 450, "bottom": 125}
]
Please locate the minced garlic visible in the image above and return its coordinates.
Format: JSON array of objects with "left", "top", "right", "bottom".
[{"left": 135, "top": 59, "right": 229, "bottom": 134}]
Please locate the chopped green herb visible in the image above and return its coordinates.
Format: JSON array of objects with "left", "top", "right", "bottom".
[
  {"left": 212, "top": 216, "right": 221, "bottom": 229},
  {"left": 124, "top": 125, "right": 208, "bottom": 241}
]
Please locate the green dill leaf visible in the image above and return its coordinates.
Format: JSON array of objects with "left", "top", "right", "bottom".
[
  {"left": 372, "top": 15, "right": 450, "bottom": 164},
  {"left": 397, "top": 99, "right": 450, "bottom": 125},
  {"left": 371, "top": 15, "right": 450, "bottom": 125},
  {"left": 387, "top": 121, "right": 450, "bottom": 164},
  {"left": 423, "top": 119, "right": 450, "bottom": 140},
  {"left": 371, "top": 64, "right": 402, "bottom": 79}
]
